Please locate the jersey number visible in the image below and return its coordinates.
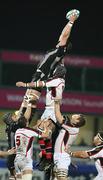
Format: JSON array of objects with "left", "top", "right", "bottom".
[{"left": 16, "top": 136, "right": 20, "bottom": 146}]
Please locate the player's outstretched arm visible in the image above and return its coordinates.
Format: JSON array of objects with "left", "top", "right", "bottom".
[
  {"left": 57, "top": 9, "right": 80, "bottom": 47},
  {"left": 65, "top": 148, "right": 89, "bottom": 159},
  {"left": 54, "top": 98, "right": 64, "bottom": 124}
]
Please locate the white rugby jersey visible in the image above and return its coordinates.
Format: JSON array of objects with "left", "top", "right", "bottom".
[
  {"left": 15, "top": 127, "right": 39, "bottom": 159},
  {"left": 54, "top": 125, "right": 79, "bottom": 153},
  {"left": 87, "top": 145, "right": 103, "bottom": 176},
  {"left": 45, "top": 77, "right": 65, "bottom": 107}
]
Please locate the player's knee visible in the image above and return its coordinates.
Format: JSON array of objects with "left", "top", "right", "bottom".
[{"left": 56, "top": 169, "right": 68, "bottom": 180}]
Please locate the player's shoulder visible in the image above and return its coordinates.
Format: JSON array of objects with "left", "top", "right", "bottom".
[
  {"left": 95, "top": 145, "right": 103, "bottom": 152},
  {"left": 88, "top": 145, "right": 103, "bottom": 156},
  {"left": 46, "top": 47, "right": 57, "bottom": 54}
]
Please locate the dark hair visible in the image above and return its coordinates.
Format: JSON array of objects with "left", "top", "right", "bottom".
[
  {"left": 2, "top": 112, "right": 13, "bottom": 125},
  {"left": 98, "top": 131, "right": 103, "bottom": 141},
  {"left": 76, "top": 114, "right": 86, "bottom": 127},
  {"left": 53, "top": 64, "right": 66, "bottom": 79},
  {"left": 18, "top": 116, "right": 27, "bottom": 128},
  {"left": 66, "top": 41, "right": 72, "bottom": 53}
]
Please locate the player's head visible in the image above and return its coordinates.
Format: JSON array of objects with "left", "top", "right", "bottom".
[
  {"left": 18, "top": 116, "right": 27, "bottom": 128},
  {"left": 2, "top": 111, "right": 19, "bottom": 124},
  {"left": 53, "top": 64, "right": 66, "bottom": 79},
  {"left": 70, "top": 114, "right": 86, "bottom": 127},
  {"left": 2, "top": 112, "right": 13, "bottom": 125},
  {"left": 93, "top": 131, "right": 103, "bottom": 146}
]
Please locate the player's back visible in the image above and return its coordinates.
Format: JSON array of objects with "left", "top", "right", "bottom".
[
  {"left": 54, "top": 126, "right": 79, "bottom": 153},
  {"left": 15, "top": 127, "right": 38, "bottom": 158}
]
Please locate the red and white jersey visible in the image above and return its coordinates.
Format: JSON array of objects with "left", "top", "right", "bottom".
[
  {"left": 15, "top": 127, "right": 39, "bottom": 159},
  {"left": 54, "top": 125, "right": 79, "bottom": 153},
  {"left": 87, "top": 145, "right": 103, "bottom": 176},
  {"left": 45, "top": 77, "right": 65, "bottom": 107}
]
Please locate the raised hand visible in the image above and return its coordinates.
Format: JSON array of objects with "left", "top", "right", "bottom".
[{"left": 8, "top": 147, "right": 16, "bottom": 155}]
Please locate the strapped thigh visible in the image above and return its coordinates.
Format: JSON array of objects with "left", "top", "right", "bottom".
[
  {"left": 56, "top": 168, "right": 68, "bottom": 178},
  {"left": 22, "top": 174, "right": 32, "bottom": 180}
]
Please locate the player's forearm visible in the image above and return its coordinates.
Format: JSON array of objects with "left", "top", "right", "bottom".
[
  {"left": 55, "top": 101, "right": 64, "bottom": 124},
  {"left": 58, "top": 22, "right": 73, "bottom": 46},
  {"left": 0, "top": 150, "right": 10, "bottom": 157},
  {"left": 24, "top": 104, "right": 32, "bottom": 121},
  {"left": 69, "top": 151, "right": 89, "bottom": 159}
]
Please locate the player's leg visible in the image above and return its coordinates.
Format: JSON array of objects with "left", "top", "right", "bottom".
[
  {"left": 16, "top": 173, "right": 22, "bottom": 180},
  {"left": 14, "top": 157, "right": 22, "bottom": 180},
  {"left": 7, "top": 154, "right": 16, "bottom": 180},
  {"left": 53, "top": 153, "right": 71, "bottom": 180}
]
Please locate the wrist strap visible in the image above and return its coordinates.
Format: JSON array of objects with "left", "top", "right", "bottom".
[
  {"left": 25, "top": 83, "right": 29, "bottom": 87},
  {"left": 68, "top": 21, "right": 73, "bottom": 27},
  {"left": 69, "top": 151, "right": 73, "bottom": 156}
]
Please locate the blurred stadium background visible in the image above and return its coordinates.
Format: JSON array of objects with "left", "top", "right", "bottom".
[{"left": 0, "top": 1, "right": 103, "bottom": 180}]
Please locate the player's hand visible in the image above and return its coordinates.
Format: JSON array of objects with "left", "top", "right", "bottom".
[
  {"left": 16, "top": 81, "right": 25, "bottom": 87},
  {"left": 8, "top": 147, "right": 16, "bottom": 155},
  {"left": 69, "top": 14, "right": 78, "bottom": 23},
  {"left": 65, "top": 146, "right": 72, "bottom": 155},
  {"left": 66, "top": 9, "right": 80, "bottom": 22}
]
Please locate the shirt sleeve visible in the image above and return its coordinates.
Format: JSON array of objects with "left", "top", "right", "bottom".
[
  {"left": 29, "top": 129, "right": 41, "bottom": 138},
  {"left": 86, "top": 147, "right": 102, "bottom": 159},
  {"left": 56, "top": 45, "right": 67, "bottom": 57},
  {"left": 46, "top": 78, "right": 64, "bottom": 88}
]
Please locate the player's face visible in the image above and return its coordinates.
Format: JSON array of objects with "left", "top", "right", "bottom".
[
  {"left": 93, "top": 134, "right": 102, "bottom": 146},
  {"left": 12, "top": 114, "right": 18, "bottom": 122},
  {"left": 71, "top": 114, "right": 81, "bottom": 126}
]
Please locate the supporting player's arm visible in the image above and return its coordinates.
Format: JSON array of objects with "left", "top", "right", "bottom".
[
  {"left": 0, "top": 147, "right": 16, "bottom": 157},
  {"left": 65, "top": 149, "right": 89, "bottom": 159},
  {"left": 24, "top": 103, "right": 32, "bottom": 122},
  {"left": 54, "top": 99, "right": 64, "bottom": 125}
]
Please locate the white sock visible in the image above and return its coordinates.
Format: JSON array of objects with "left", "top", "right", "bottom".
[{"left": 22, "top": 174, "right": 32, "bottom": 180}]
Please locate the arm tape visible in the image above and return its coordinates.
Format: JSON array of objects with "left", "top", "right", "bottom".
[
  {"left": 42, "top": 81, "right": 46, "bottom": 87},
  {"left": 34, "top": 81, "right": 45, "bottom": 88}
]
